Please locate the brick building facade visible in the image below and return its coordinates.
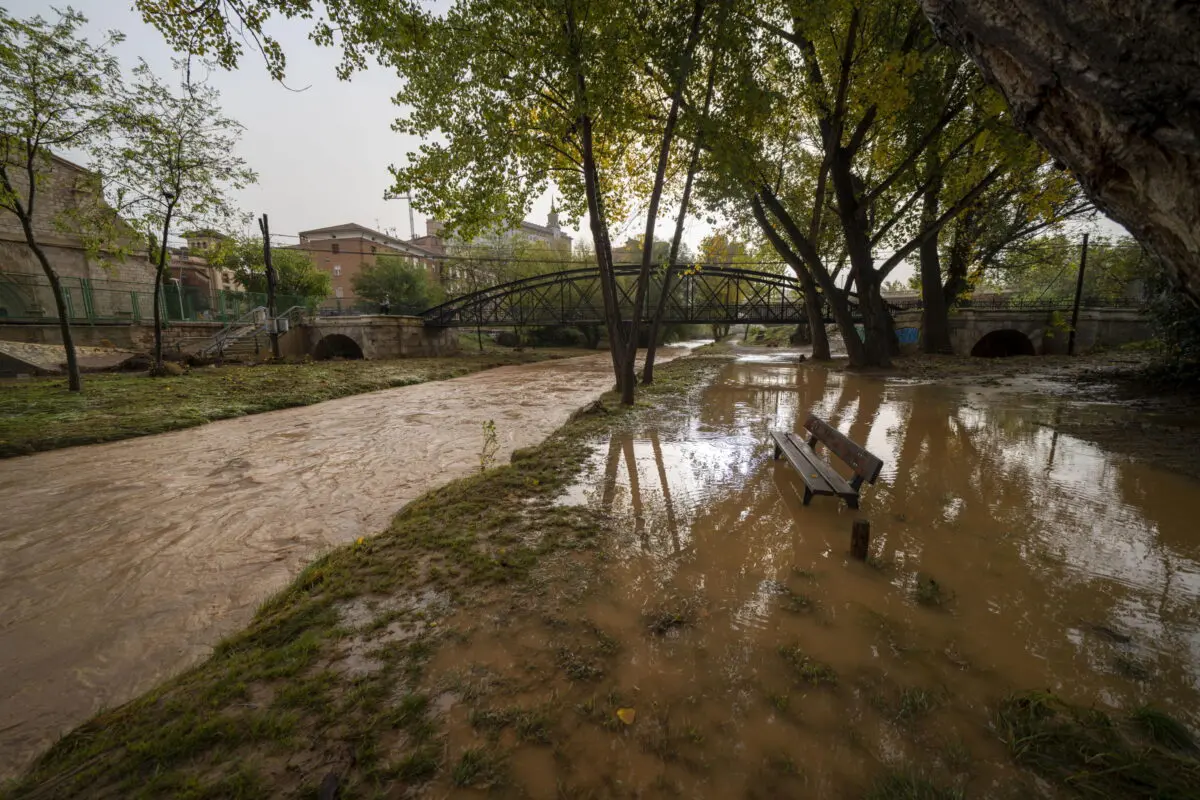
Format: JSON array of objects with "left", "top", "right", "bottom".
[{"left": 293, "top": 223, "right": 441, "bottom": 310}]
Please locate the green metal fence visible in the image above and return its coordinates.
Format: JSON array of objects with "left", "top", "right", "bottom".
[{"left": 0, "top": 273, "right": 314, "bottom": 325}]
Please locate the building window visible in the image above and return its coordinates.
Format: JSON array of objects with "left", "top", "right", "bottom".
[
  {"left": 332, "top": 243, "right": 340, "bottom": 254},
  {"left": 371, "top": 245, "right": 377, "bottom": 254},
  {"left": 333, "top": 265, "right": 342, "bottom": 277},
  {"left": 335, "top": 287, "right": 344, "bottom": 298}
]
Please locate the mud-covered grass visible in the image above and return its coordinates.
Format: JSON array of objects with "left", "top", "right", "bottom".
[
  {"left": 994, "top": 691, "right": 1200, "bottom": 797},
  {"left": 0, "top": 351, "right": 580, "bottom": 458},
  {"left": 0, "top": 356, "right": 724, "bottom": 799}
]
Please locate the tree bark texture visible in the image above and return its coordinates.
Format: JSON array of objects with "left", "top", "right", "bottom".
[
  {"left": 922, "top": 0, "right": 1200, "bottom": 303},
  {"left": 918, "top": 162, "right": 953, "bottom": 353},
  {"left": 153, "top": 204, "right": 176, "bottom": 371},
  {"left": 624, "top": 0, "right": 706, "bottom": 403}
]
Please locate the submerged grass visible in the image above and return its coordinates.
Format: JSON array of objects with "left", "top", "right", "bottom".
[
  {"left": 993, "top": 691, "right": 1200, "bottom": 797},
  {"left": 0, "top": 350, "right": 580, "bottom": 458},
  {"left": 864, "top": 769, "right": 964, "bottom": 800},
  {"left": 1, "top": 356, "right": 722, "bottom": 798}
]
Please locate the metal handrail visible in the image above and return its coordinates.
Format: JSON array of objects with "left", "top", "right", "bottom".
[{"left": 200, "top": 306, "right": 267, "bottom": 356}]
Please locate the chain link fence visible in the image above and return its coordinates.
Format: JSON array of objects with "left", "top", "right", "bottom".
[{"left": 0, "top": 273, "right": 314, "bottom": 325}]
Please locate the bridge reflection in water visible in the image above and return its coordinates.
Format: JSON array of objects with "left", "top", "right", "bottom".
[{"left": 421, "top": 266, "right": 851, "bottom": 327}]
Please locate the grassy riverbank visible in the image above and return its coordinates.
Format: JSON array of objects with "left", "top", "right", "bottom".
[
  {"left": 5, "top": 352, "right": 1196, "bottom": 798},
  {"left": 0, "top": 351, "right": 581, "bottom": 458},
  {"left": 1, "top": 355, "right": 724, "bottom": 798}
]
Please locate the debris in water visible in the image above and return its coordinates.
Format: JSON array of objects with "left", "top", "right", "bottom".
[{"left": 616, "top": 707, "right": 637, "bottom": 725}]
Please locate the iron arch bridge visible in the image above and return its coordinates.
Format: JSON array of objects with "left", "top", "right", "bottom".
[{"left": 421, "top": 266, "right": 847, "bottom": 327}]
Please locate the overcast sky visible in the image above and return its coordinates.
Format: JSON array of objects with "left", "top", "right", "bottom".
[
  {"left": 11, "top": 1, "right": 1124, "bottom": 282},
  {"left": 9, "top": 0, "right": 473, "bottom": 245}
]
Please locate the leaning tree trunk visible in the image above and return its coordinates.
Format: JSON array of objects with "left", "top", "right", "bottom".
[
  {"left": 26, "top": 233, "right": 82, "bottom": 392},
  {"left": 829, "top": 150, "right": 892, "bottom": 367},
  {"left": 569, "top": 9, "right": 627, "bottom": 391},
  {"left": 921, "top": 0, "right": 1200, "bottom": 304},
  {"left": 624, "top": 0, "right": 706, "bottom": 402},
  {"left": 942, "top": 217, "right": 972, "bottom": 307},
  {"left": 918, "top": 167, "right": 953, "bottom": 353}
]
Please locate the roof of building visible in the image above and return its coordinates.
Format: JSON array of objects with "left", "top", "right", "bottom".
[{"left": 298, "top": 222, "right": 439, "bottom": 257}]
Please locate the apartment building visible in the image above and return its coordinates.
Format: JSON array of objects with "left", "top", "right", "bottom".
[{"left": 294, "top": 222, "right": 441, "bottom": 308}]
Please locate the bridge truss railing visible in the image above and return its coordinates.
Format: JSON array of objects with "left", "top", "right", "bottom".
[{"left": 422, "top": 266, "right": 832, "bottom": 327}]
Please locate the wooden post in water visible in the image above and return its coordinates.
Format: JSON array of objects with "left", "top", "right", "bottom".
[{"left": 851, "top": 518, "right": 870, "bottom": 560}]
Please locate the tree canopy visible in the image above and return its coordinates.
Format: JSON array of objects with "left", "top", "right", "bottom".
[
  {"left": 0, "top": 7, "right": 126, "bottom": 391},
  {"left": 351, "top": 255, "right": 443, "bottom": 309},
  {"left": 212, "top": 236, "right": 332, "bottom": 298}
]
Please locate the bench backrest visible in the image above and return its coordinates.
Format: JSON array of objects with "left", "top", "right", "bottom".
[{"left": 803, "top": 413, "right": 884, "bottom": 484}]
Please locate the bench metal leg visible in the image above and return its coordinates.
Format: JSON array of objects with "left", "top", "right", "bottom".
[
  {"left": 802, "top": 487, "right": 813, "bottom": 506},
  {"left": 845, "top": 496, "right": 859, "bottom": 510},
  {"left": 773, "top": 443, "right": 781, "bottom": 459}
]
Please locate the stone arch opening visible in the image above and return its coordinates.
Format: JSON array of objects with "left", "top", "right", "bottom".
[
  {"left": 971, "top": 329, "right": 1036, "bottom": 358},
  {"left": 313, "top": 333, "right": 364, "bottom": 360}
]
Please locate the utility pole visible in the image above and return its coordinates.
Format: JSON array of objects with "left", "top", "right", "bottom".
[
  {"left": 384, "top": 190, "right": 417, "bottom": 240},
  {"left": 1067, "top": 232, "right": 1089, "bottom": 356},
  {"left": 259, "top": 213, "right": 281, "bottom": 360}
]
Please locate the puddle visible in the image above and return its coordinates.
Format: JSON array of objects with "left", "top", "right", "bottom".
[{"left": 429, "top": 360, "right": 1200, "bottom": 796}]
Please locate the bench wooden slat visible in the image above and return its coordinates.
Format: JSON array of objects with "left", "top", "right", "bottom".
[
  {"left": 773, "top": 412, "right": 885, "bottom": 509},
  {"left": 803, "top": 413, "right": 884, "bottom": 484},
  {"left": 785, "top": 433, "right": 856, "bottom": 498},
  {"left": 771, "top": 431, "right": 833, "bottom": 497}
]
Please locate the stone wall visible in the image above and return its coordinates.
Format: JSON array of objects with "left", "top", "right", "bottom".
[
  {"left": 896, "top": 308, "right": 1153, "bottom": 355},
  {"left": 0, "top": 321, "right": 225, "bottom": 352},
  {"left": 0, "top": 316, "right": 461, "bottom": 360},
  {"left": 306, "top": 316, "right": 460, "bottom": 359},
  {"left": 0, "top": 153, "right": 157, "bottom": 310}
]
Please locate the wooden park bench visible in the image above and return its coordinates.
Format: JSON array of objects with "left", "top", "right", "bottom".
[{"left": 772, "top": 414, "right": 884, "bottom": 509}]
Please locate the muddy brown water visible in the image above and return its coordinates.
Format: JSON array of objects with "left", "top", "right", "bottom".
[
  {"left": 0, "top": 351, "right": 686, "bottom": 778},
  {"left": 427, "top": 354, "right": 1200, "bottom": 797}
]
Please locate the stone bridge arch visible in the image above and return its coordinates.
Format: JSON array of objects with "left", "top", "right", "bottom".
[
  {"left": 312, "top": 332, "right": 364, "bottom": 360},
  {"left": 970, "top": 328, "right": 1037, "bottom": 357}
]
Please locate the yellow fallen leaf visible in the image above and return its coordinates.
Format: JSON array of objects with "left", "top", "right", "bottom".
[
  {"left": 355, "top": 536, "right": 365, "bottom": 546},
  {"left": 616, "top": 707, "right": 636, "bottom": 725}
]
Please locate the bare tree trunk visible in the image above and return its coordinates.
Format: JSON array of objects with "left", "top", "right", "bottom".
[
  {"left": 942, "top": 219, "right": 972, "bottom": 307},
  {"left": 623, "top": 0, "right": 707, "bottom": 403},
  {"left": 153, "top": 204, "right": 176, "bottom": 372},
  {"left": 918, "top": 163, "right": 953, "bottom": 353},
  {"left": 4, "top": 171, "right": 82, "bottom": 391},
  {"left": 758, "top": 188, "right": 866, "bottom": 365},
  {"left": 30, "top": 237, "right": 82, "bottom": 391},
  {"left": 829, "top": 149, "right": 891, "bottom": 366},
  {"left": 643, "top": 0, "right": 724, "bottom": 385},
  {"left": 748, "top": 195, "right": 830, "bottom": 359},
  {"left": 568, "top": 6, "right": 626, "bottom": 388}
]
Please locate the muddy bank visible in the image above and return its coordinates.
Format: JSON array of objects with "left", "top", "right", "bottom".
[
  {"left": 10, "top": 352, "right": 1198, "bottom": 798},
  {"left": 0, "top": 349, "right": 682, "bottom": 778}
]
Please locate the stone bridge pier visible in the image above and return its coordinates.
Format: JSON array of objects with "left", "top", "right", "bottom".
[
  {"left": 892, "top": 307, "right": 1152, "bottom": 356},
  {"left": 283, "top": 316, "right": 459, "bottom": 360}
]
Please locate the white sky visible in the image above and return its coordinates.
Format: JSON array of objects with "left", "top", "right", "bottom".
[{"left": 10, "top": 0, "right": 1126, "bottom": 284}]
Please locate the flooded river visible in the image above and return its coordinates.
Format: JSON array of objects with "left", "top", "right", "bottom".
[
  {"left": 0, "top": 351, "right": 683, "bottom": 777},
  {"left": 428, "top": 354, "right": 1200, "bottom": 796}
]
